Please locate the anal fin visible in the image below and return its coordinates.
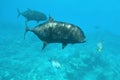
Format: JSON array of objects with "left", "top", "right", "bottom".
[
  {"left": 62, "top": 43, "right": 67, "bottom": 49},
  {"left": 42, "top": 41, "right": 48, "bottom": 50}
]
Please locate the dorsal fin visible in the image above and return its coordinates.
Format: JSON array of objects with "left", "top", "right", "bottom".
[{"left": 49, "top": 16, "right": 54, "bottom": 22}]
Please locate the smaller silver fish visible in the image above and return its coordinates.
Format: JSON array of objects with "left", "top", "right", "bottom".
[{"left": 17, "top": 8, "right": 47, "bottom": 22}]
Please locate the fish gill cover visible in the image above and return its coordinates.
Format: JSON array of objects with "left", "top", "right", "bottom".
[{"left": 0, "top": 0, "right": 120, "bottom": 80}]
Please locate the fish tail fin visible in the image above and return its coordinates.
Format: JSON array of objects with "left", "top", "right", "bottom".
[
  {"left": 24, "top": 21, "right": 31, "bottom": 39},
  {"left": 17, "top": 8, "right": 21, "bottom": 18}
]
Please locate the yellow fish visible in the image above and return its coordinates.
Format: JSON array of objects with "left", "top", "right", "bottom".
[{"left": 97, "top": 42, "right": 102, "bottom": 52}]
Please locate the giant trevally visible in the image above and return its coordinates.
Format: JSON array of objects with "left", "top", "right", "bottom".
[
  {"left": 24, "top": 16, "right": 86, "bottom": 49},
  {"left": 17, "top": 8, "right": 47, "bottom": 22}
]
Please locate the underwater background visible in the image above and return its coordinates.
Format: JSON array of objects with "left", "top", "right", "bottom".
[{"left": 0, "top": 0, "right": 120, "bottom": 80}]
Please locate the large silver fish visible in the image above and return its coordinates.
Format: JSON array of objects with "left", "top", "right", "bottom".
[
  {"left": 17, "top": 8, "right": 47, "bottom": 22},
  {"left": 24, "top": 17, "right": 86, "bottom": 49}
]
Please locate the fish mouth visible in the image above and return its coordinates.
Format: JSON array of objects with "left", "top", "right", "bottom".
[{"left": 80, "top": 39, "right": 86, "bottom": 43}]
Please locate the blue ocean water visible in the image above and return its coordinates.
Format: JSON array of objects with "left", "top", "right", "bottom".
[{"left": 0, "top": 0, "right": 120, "bottom": 80}]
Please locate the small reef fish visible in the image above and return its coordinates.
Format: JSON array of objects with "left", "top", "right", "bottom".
[
  {"left": 97, "top": 42, "right": 102, "bottom": 52},
  {"left": 51, "top": 60, "right": 61, "bottom": 69}
]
